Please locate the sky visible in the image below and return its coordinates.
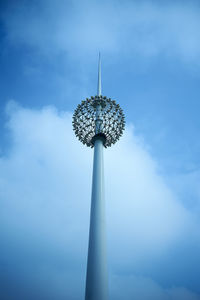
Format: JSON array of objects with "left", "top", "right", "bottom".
[{"left": 0, "top": 0, "right": 200, "bottom": 299}]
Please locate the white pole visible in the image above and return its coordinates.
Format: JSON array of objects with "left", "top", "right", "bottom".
[
  {"left": 85, "top": 137, "right": 108, "bottom": 300},
  {"left": 97, "top": 53, "right": 101, "bottom": 96},
  {"left": 73, "top": 54, "right": 125, "bottom": 300}
]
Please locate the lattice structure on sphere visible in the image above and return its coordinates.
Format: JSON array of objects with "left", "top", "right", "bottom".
[{"left": 72, "top": 95, "right": 125, "bottom": 148}]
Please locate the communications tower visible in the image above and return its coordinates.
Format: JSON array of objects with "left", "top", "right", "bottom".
[{"left": 72, "top": 55, "right": 125, "bottom": 300}]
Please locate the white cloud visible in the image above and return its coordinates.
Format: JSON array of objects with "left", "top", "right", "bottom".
[
  {"left": 1, "top": 101, "right": 199, "bottom": 299},
  {"left": 105, "top": 126, "right": 191, "bottom": 264},
  {"left": 110, "top": 274, "right": 200, "bottom": 300}
]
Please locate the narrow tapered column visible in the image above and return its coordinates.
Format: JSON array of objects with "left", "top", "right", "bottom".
[
  {"left": 85, "top": 137, "right": 108, "bottom": 300},
  {"left": 72, "top": 55, "right": 125, "bottom": 300}
]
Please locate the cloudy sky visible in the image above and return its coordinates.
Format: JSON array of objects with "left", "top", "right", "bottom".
[{"left": 1, "top": 0, "right": 200, "bottom": 299}]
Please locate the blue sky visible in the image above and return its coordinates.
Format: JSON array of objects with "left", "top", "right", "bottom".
[{"left": 1, "top": 0, "right": 200, "bottom": 299}]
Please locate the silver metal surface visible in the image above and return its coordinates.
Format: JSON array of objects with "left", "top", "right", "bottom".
[
  {"left": 85, "top": 138, "right": 108, "bottom": 300},
  {"left": 72, "top": 56, "right": 125, "bottom": 300},
  {"left": 97, "top": 53, "right": 102, "bottom": 96}
]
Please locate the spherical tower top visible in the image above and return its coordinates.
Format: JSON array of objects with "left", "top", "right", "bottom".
[{"left": 72, "top": 55, "right": 125, "bottom": 148}]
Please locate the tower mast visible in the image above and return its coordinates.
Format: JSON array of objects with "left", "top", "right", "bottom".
[
  {"left": 97, "top": 53, "right": 101, "bottom": 96},
  {"left": 72, "top": 56, "right": 125, "bottom": 300},
  {"left": 85, "top": 54, "right": 107, "bottom": 300}
]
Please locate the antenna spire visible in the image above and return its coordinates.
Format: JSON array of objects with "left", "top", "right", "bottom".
[{"left": 97, "top": 53, "right": 101, "bottom": 96}]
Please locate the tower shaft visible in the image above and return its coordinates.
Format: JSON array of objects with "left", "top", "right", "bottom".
[
  {"left": 85, "top": 137, "right": 108, "bottom": 300},
  {"left": 73, "top": 56, "right": 125, "bottom": 300}
]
